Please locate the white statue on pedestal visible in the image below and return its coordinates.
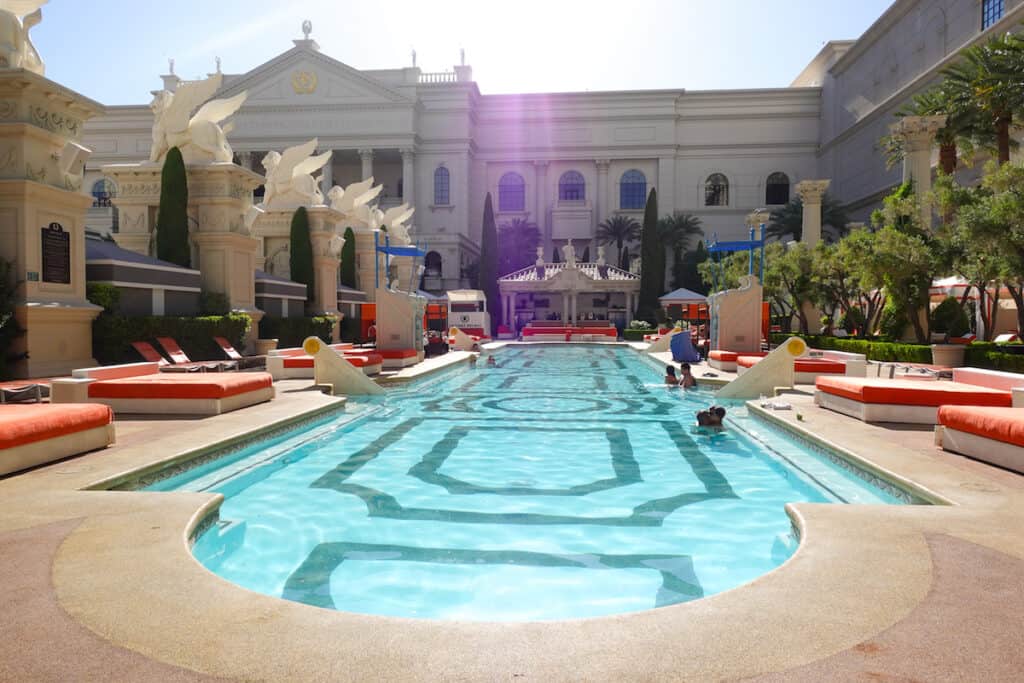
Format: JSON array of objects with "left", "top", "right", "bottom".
[
  {"left": 327, "top": 178, "right": 382, "bottom": 216},
  {"left": 536, "top": 246, "right": 544, "bottom": 266},
  {"left": 260, "top": 138, "right": 332, "bottom": 209},
  {"left": 0, "top": 1, "right": 46, "bottom": 75},
  {"left": 596, "top": 245, "right": 606, "bottom": 266},
  {"left": 562, "top": 240, "right": 577, "bottom": 269},
  {"left": 149, "top": 73, "right": 247, "bottom": 165},
  {"left": 381, "top": 204, "right": 415, "bottom": 245}
]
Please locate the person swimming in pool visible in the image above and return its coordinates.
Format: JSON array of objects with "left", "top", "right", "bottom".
[
  {"left": 486, "top": 355, "right": 497, "bottom": 367},
  {"left": 678, "top": 362, "right": 696, "bottom": 389},
  {"left": 707, "top": 405, "right": 726, "bottom": 427},
  {"left": 665, "top": 365, "right": 680, "bottom": 386},
  {"left": 468, "top": 353, "right": 478, "bottom": 368}
]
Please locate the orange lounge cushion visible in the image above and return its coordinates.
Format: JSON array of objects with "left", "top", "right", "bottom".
[
  {"left": 89, "top": 373, "right": 272, "bottom": 400},
  {"left": 377, "top": 349, "right": 418, "bottom": 359},
  {"left": 939, "top": 406, "right": 1024, "bottom": 447},
  {"left": 459, "top": 328, "right": 490, "bottom": 339},
  {"left": 709, "top": 350, "right": 737, "bottom": 362},
  {"left": 738, "top": 356, "right": 845, "bottom": 373},
  {"left": 815, "top": 377, "right": 1012, "bottom": 407},
  {"left": 0, "top": 404, "right": 112, "bottom": 450}
]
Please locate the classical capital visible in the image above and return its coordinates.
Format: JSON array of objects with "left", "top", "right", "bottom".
[
  {"left": 890, "top": 115, "right": 947, "bottom": 151},
  {"left": 357, "top": 148, "right": 374, "bottom": 160},
  {"left": 533, "top": 160, "right": 550, "bottom": 170},
  {"left": 746, "top": 210, "right": 771, "bottom": 228},
  {"left": 796, "top": 179, "right": 831, "bottom": 205},
  {"left": 595, "top": 159, "right": 611, "bottom": 172},
  {"left": 400, "top": 148, "right": 415, "bottom": 159}
]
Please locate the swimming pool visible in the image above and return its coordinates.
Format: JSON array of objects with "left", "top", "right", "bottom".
[{"left": 151, "top": 345, "right": 912, "bottom": 622}]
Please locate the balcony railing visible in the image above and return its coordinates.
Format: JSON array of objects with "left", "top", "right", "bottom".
[{"left": 418, "top": 71, "right": 457, "bottom": 84}]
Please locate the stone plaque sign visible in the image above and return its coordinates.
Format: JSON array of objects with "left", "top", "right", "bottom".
[{"left": 41, "top": 222, "right": 70, "bottom": 284}]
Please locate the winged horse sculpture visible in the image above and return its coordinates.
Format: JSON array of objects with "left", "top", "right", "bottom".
[
  {"left": 0, "top": 0, "right": 47, "bottom": 75},
  {"left": 149, "top": 73, "right": 247, "bottom": 164},
  {"left": 327, "top": 177, "right": 383, "bottom": 216},
  {"left": 260, "top": 138, "right": 332, "bottom": 209}
]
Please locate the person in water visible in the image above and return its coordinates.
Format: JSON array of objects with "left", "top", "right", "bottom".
[
  {"left": 486, "top": 355, "right": 497, "bottom": 367},
  {"left": 468, "top": 353, "right": 478, "bottom": 368},
  {"left": 665, "top": 365, "right": 680, "bottom": 386},
  {"left": 678, "top": 362, "right": 696, "bottom": 388},
  {"left": 696, "top": 410, "right": 712, "bottom": 426},
  {"left": 708, "top": 405, "right": 726, "bottom": 426}
]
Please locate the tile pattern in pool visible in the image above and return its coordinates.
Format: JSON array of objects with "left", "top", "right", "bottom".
[{"left": 166, "top": 346, "right": 908, "bottom": 622}]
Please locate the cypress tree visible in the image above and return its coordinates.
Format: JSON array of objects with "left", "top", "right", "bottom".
[
  {"left": 637, "top": 188, "right": 664, "bottom": 321},
  {"left": 155, "top": 146, "right": 190, "bottom": 267},
  {"left": 619, "top": 245, "right": 630, "bottom": 271},
  {"left": 478, "top": 192, "right": 500, "bottom": 334},
  {"left": 290, "top": 207, "right": 315, "bottom": 308},
  {"left": 339, "top": 227, "right": 357, "bottom": 288}
]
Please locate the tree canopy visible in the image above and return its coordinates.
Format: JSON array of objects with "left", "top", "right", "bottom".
[
  {"left": 478, "top": 193, "right": 500, "bottom": 333},
  {"left": 155, "top": 146, "right": 190, "bottom": 267}
]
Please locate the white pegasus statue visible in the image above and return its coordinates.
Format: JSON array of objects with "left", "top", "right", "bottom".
[
  {"left": 0, "top": 0, "right": 46, "bottom": 75},
  {"left": 149, "top": 73, "right": 247, "bottom": 164},
  {"left": 261, "top": 138, "right": 332, "bottom": 209},
  {"left": 380, "top": 204, "right": 415, "bottom": 245},
  {"left": 327, "top": 177, "right": 382, "bottom": 216}
]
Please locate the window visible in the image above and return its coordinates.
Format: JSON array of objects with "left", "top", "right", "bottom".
[
  {"left": 91, "top": 178, "right": 116, "bottom": 207},
  {"left": 765, "top": 172, "right": 790, "bottom": 205},
  {"left": 982, "top": 0, "right": 1004, "bottom": 29},
  {"left": 498, "top": 172, "right": 525, "bottom": 211},
  {"left": 704, "top": 173, "right": 729, "bottom": 207},
  {"left": 433, "top": 167, "right": 450, "bottom": 205},
  {"left": 619, "top": 169, "right": 647, "bottom": 209},
  {"left": 558, "top": 170, "right": 585, "bottom": 200}
]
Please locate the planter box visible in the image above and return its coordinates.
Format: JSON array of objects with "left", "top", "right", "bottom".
[{"left": 931, "top": 344, "right": 966, "bottom": 368}]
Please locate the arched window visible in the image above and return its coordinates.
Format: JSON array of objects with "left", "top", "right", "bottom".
[
  {"left": 91, "top": 178, "right": 116, "bottom": 208},
  {"left": 704, "top": 173, "right": 729, "bottom": 207},
  {"left": 424, "top": 250, "right": 443, "bottom": 276},
  {"left": 619, "top": 169, "right": 647, "bottom": 209},
  {"left": 982, "top": 0, "right": 1004, "bottom": 29},
  {"left": 498, "top": 172, "right": 525, "bottom": 211},
  {"left": 765, "top": 172, "right": 790, "bottom": 205},
  {"left": 433, "top": 167, "right": 450, "bottom": 205},
  {"left": 558, "top": 170, "right": 585, "bottom": 201}
]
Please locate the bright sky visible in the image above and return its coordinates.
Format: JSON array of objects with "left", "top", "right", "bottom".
[{"left": 37, "top": 0, "right": 894, "bottom": 105}]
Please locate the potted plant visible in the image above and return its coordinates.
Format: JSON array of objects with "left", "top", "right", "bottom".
[{"left": 929, "top": 296, "right": 970, "bottom": 367}]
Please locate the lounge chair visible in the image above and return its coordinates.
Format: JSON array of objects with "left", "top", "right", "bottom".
[
  {"left": 50, "top": 362, "right": 274, "bottom": 416},
  {"left": 0, "top": 403, "right": 114, "bottom": 476},
  {"left": 156, "top": 337, "right": 237, "bottom": 372},
  {"left": 267, "top": 344, "right": 384, "bottom": 379},
  {"left": 0, "top": 383, "right": 49, "bottom": 403},
  {"left": 131, "top": 341, "right": 209, "bottom": 373},
  {"left": 936, "top": 406, "right": 1024, "bottom": 474},
  {"left": 814, "top": 367, "right": 1024, "bottom": 424},
  {"left": 213, "top": 336, "right": 265, "bottom": 369}
]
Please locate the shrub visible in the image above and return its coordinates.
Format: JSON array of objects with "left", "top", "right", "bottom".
[
  {"left": 93, "top": 313, "right": 251, "bottom": 365},
  {"left": 622, "top": 329, "right": 648, "bottom": 342},
  {"left": 0, "top": 259, "right": 25, "bottom": 379},
  {"left": 258, "top": 316, "right": 334, "bottom": 349},
  {"left": 769, "top": 333, "right": 931, "bottom": 363},
  {"left": 929, "top": 296, "right": 970, "bottom": 339},
  {"left": 339, "top": 227, "right": 357, "bottom": 289},
  {"left": 289, "top": 207, "right": 314, "bottom": 309},
  {"left": 838, "top": 307, "right": 865, "bottom": 334},
  {"left": 86, "top": 283, "right": 121, "bottom": 313},
  {"left": 199, "top": 291, "right": 230, "bottom": 315},
  {"left": 339, "top": 315, "right": 361, "bottom": 343}
]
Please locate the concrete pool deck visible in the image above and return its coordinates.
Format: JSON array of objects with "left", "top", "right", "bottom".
[{"left": 2, "top": 349, "right": 1023, "bottom": 681}]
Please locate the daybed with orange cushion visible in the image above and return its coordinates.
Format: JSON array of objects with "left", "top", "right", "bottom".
[
  {"left": 376, "top": 348, "right": 421, "bottom": 368},
  {"left": 737, "top": 355, "right": 847, "bottom": 384},
  {"left": 267, "top": 345, "right": 383, "bottom": 379},
  {"left": 708, "top": 350, "right": 767, "bottom": 372},
  {"left": 814, "top": 375, "right": 1014, "bottom": 424},
  {"left": 936, "top": 406, "right": 1024, "bottom": 474},
  {"left": 51, "top": 363, "right": 274, "bottom": 416},
  {"left": 0, "top": 403, "right": 115, "bottom": 476}
]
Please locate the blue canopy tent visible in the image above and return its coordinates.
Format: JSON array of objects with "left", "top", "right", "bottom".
[
  {"left": 706, "top": 224, "right": 767, "bottom": 293},
  {"left": 374, "top": 231, "right": 428, "bottom": 292}
]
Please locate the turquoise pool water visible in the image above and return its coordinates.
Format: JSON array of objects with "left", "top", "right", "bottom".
[{"left": 151, "top": 345, "right": 908, "bottom": 622}]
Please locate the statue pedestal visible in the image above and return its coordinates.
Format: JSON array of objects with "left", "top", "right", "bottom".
[
  {"left": 105, "top": 161, "right": 266, "bottom": 350},
  {"left": 0, "top": 70, "right": 104, "bottom": 378},
  {"left": 252, "top": 205, "right": 344, "bottom": 341},
  {"left": 350, "top": 227, "right": 384, "bottom": 302}
]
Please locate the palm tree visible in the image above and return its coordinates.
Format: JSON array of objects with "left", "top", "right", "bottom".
[
  {"left": 657, "top": 213, "right": 704, "bottom": 289},
  {"left": 497, "top": 218, "right": 541, "bottom": 275},
  {"left": 941, "top": 33, "right": 1024, "bottom": 165},
  {"left": 596, "top": 215, "right": 641, "bottom": 265},
  {"left": 766, "top": 193, "right": 850, "bottom": 243}
]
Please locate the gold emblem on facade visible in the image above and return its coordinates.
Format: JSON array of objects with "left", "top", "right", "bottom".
[{"left": 291, "top": 71, "right": 318, "bottom": 94}]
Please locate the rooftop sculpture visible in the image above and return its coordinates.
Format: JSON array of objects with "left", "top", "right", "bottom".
[
  {"left": 0, "top": 0, "right": 47, "bottom": 75},
  {"left": 149, "top": 73, "right": 247, "bottom": 164}
]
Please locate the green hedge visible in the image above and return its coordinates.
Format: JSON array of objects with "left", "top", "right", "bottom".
[
  {"left": 623, "top": 329, "right": 648, "bottom": 342},
  {"left": 258, "top": 316, "right": 334, "bottom": 349},
  {"left": 770, "top": 333, "right": 1024, "bottom": 373},
  {"left": 93, "top": 313, "right": 251, "bottom": 365}
]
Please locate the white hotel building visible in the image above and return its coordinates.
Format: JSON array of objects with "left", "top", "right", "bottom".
[{"left": 82, "top": 0, "right": 1024, "bottom": 293}]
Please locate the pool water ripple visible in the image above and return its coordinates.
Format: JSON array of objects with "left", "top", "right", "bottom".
[{"left": 157, "top": 346, "right": 907, "bottom": 622}]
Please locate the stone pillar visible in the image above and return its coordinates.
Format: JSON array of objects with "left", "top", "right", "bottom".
[
  {"left": 658, "top": 156, "right": 676, "bottom": 214},
  {"left": 561, "top": 293, "right": 568, "bottom": 323},
  {"left": 320, "top": 151, "right": 333, "bottom": 194},
  {"left": 359, "top": 148, "right": 374, "bottom": 181},
  {"left": 0, "top": 72, "right": 104, "bottom": 378},
  {"left": 570, "top": 293, "right": 578, "bottom": 325},
  {"left": 596, "top": 159, "right": 611, "bottom": 225},
  {"left": 795, "top": 180, "right": 830, "bottom": 247},
  {"left": 401, "top": 148, "right": 415, "bottom": 206},
  {"left": 534, "top": 161, "right": 549, "bottom": 249},
  {"left": 890, "top": 115, "right": 946, "bottom": 229},
  {"left": 238, "top": 151, "right": 253, "bottom": 170}
]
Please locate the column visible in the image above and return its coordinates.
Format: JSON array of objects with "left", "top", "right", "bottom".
[
  {"left": 358, "top": 148, "right": 374, "bottom": 181},
  {"left": 320, "top": 151, "right": 333, "bottom": 193},
  {"left": 657, "top": 156, "right": 677, "bottom": 214},
  {"left": 238, "top": 151, "right": 253, "bottom": 170},
  {"left": 562, "top": 293, "right": 568, "bottom": 323},
  {"left": 596, "top": 159, "right": 611, "bottom": 226},
  {"left": 624, "top": 292, "right": 632, "bottom": 319},
  {"left": 890, "top": 115, "right": 946, "bottom": 229},
  {"left": 795, "top": 180, "right": 830, "bottom": 247},
  {"left": 570, "top": 293, "right": 578, "bottom": 325},
  {"left": 534, "top": 161, "right": 550, "bottom": 249},
  {"left": 401, "top": 148, "right": 415, "bottom": 206}
]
